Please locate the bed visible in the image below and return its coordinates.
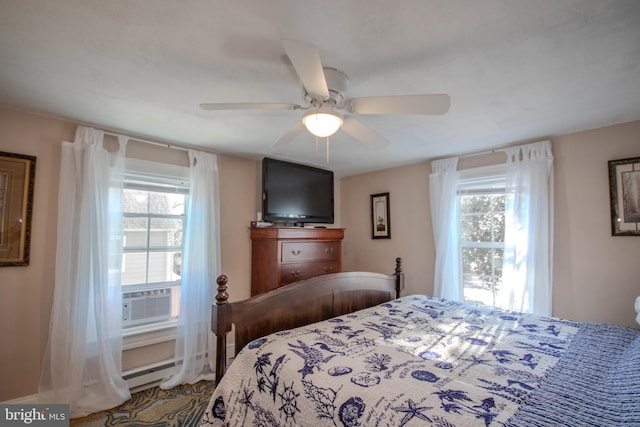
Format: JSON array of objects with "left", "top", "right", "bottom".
[{"left": 201, "top": 259, "right": 640, "bottom": 426}]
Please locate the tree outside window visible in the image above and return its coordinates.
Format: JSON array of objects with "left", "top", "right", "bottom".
[{"left": 459, "top": 189, "right": 506, "bottom": 307}]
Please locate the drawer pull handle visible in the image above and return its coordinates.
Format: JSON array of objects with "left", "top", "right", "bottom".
[
  {"left": 325, "top": 248, "right": 335, "bottom": 254},
  {"left": 324, "top": 266, "right": 333, "bottom": 273},
  {"left": 290, "top": 270, "right": 301, "bottom": 277},
  {"left": 291, "top": 249, "right": 301, "bottom": 256}
]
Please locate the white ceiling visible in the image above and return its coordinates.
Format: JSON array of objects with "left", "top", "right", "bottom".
[{"left": 1, "top": 1, "right": 639, "bottom": 177}]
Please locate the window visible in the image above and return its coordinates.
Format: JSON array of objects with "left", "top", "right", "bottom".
[
  {"left": 121, "top": 163, "right": 189, "bottom": 331},
  {"left": 431, "top": 142, "right": 553, "bottom": 315},
  {"left": 458, "top": 175, "right": 506, "bottom": 307}
]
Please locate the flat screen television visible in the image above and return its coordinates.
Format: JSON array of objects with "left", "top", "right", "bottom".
[{"left": 262, "top": 157, "right": 334, "bottom": 225}]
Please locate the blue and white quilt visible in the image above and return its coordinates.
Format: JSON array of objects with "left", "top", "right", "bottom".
[{"left": 200, "top": 295, "right": 640, "bottom": 426}]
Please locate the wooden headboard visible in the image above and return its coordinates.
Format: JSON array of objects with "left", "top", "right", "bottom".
[{"left": 212, "top": 257, "right": 404, "bottom": 383}]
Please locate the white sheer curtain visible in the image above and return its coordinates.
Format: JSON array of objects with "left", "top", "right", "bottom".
[
  {"left": 499, "top": 140, "right": 554, "bottom": 315},
  {"left": 161, "top": 150, "right": 221, "bottom": 388},
  {"left": 429, "top": 157, "right": 463, "bottom": 301},
  {"left": 39, "top": 127, "right": 130, "bottom": 417}
]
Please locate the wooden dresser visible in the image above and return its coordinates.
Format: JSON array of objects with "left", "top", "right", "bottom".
[{"left": 250, "top": 227, "right": 344, "bottom": 295}]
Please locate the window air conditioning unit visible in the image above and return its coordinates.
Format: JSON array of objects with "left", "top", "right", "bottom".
[{"left": 122, "top": 288, "right": 172, "bottom": 327}]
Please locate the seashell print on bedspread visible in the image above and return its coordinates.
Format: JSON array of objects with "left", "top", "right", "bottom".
[{"left": 200, "top": 295, "right": 582, "bottom": 426}]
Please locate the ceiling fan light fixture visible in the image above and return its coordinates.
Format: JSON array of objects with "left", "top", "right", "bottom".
[{"left": 302, "top": 108, "right": 343, "bottom": 138}]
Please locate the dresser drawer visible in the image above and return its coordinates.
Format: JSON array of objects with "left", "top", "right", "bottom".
[
  {"left": 279, "top": 260, "right": 340, "bottom": 284},
  {"left": 281, "top": 241, "right": 340, "bottom": 263}
]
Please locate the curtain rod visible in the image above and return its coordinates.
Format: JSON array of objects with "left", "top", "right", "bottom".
[
  {"left": 450, "top": 139, "right": 552, "bottom": 161},
  {"left": 103, "top": 131, "right": 190, "bottom": 152},
  {"left": 432, "top": 147, "right": 506, "bottom": 162},
  {"left": 457, "top": 147, "right": 506, "bottom": 159}
]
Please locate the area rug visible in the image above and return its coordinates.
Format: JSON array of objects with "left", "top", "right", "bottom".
[{"left": 70, "top": 381, "right": 215, "bottom": 426}]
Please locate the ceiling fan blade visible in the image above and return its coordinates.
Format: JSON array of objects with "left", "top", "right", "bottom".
[
  {"left": 271, "top": 121, "right": 306, "bottom": 148},
  {"left": 341, "top": 117, "right": 390, "bottom": 149},
  {"left": 200, "top": 102, "right": 301, "bottom": 111},
  {"left": 346, "top": 94, "right": 450, "bottom": 115},
  {"left": 282, "top": 39, "right": 330, "bottom": 101}
]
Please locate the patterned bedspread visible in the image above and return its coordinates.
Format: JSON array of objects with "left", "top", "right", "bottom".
[{"left": 200, "top": 295, "right": 640, "bottom": 426}]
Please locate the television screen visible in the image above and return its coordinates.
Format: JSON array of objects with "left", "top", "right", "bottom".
[{"left": 262, "top": 158, "right": 334, "bottom": 224}]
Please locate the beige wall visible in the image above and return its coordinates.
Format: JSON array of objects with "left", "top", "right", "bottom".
[
  {"left": 552, "top": 121, "right": 640, "bottom": 325},
  {"left": 342, "top": 120, "right": 640, "bottom": 329},
  {"left": 0, "top": 109, "right": 72, "bottom": 401},
  {"left": 341, "top": 161, "right": 435, "bottom": 296},
  {"left": 0, "top": 108, "right": 258, "bottom": 401}
]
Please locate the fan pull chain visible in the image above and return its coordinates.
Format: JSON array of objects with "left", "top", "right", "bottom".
[
  {"left": 312, "top": 135, "right": 331, "bottom": 163},
  {"left": 326, "top": 137, "right": 330, "bottom": 164}
]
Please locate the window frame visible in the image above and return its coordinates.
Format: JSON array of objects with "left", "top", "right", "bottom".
[
  {"left": 456, "top": 165, "right": 508, "bottom": 308},
  {"left": 121, "top": 158, "right": 190, "bottom": 337}
]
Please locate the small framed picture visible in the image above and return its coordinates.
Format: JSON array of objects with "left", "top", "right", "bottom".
[
  {"left": 608, "top": 156, "right": 640, "bottom": 236},
  {"left": 0, "top": 151, "right": 37, "bottom": 266},
  {"left": 371, "top": 192, "right": 391, "bottom": 239}
]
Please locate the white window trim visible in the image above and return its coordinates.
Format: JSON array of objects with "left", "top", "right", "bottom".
[
  {"left": 457, "top": 162, "right": 507, "bottom": 184},
  {"left": 122, "top": 321, "right": 179, "bottom": 350},
  {"left": 125, "top": 157, "right": 190, "bottom": 182}
]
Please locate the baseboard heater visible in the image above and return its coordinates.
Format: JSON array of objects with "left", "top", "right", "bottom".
[
  {"left": 123, "top": 360, "right": 178, "bottom": 392},
  {"left": 122, "top": 343, "right": 236, "bottom": 392}
]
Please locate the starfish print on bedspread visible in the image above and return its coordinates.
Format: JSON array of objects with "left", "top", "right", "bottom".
[
  {"left": 462, "top": 354, "right": 494, "bottom": 370},
  {"left": 392, "top": 399, "right": 433, "bottom": 426},
  {"left": 288, "top": 340, "right": 338, "bottom": 378}
]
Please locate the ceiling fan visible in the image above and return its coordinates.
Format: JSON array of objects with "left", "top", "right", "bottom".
[{"left": 200, "top": 39, "right": 450, "bottom": 158}]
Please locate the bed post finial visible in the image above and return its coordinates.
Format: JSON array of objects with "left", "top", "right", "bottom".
[
  {"left": 216, "top": 274, "right": 229, "bottom": 305},
  {"left": 213, "top": 274, "right": 232, "bottom": 384},
  {"left": 394, "top": 257, "right": 405, "bottom": 298}
]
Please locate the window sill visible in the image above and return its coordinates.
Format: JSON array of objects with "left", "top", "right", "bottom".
[{"left": 122, "top": 320, "right": 180, "bottom": 351}]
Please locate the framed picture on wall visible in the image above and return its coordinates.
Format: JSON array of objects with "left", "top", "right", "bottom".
[
  {"left": 371, "top": 192, "right": 391, "bottom": 239},
  {"left": 608, "top": 156, "right": 640, "bottom": 236},
  {"left": 0, "top": 151, "right": 36, "bottom": 266}
]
